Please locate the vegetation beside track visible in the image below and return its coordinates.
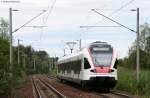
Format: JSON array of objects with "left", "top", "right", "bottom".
[
  {"left": 0, "top": 17, "right": 57, "bottom": 97},
  {"left": 116, "top": 23, "right": 150, "bottom": 98},
  {"left": 116, "top": 66, "right": 150, "bottom": 98}
]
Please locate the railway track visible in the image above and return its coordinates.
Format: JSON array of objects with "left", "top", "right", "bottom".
[
  {"left": 32, "top": 75, "right": 136, "bottom": 98},
  {"left": 31, "top": 77, "right": 42, "bottom": 98},
  {"left": 111, "top": 91, "right": 135, "bottom": 98},
  {"left": 31, "top": 76, "right": 66, "bottom": 98},
  {"left": 93, "top": 91, "right": 135, "bottom": 98},
  {"left": 45, "top": 75, "right": 136, "bottom": 98}
]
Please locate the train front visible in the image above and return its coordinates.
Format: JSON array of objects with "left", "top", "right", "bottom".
[{"left": 84, "top": 42, "right": 118, "bottom": 89}]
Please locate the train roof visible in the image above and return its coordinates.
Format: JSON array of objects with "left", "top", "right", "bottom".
[
  {"left": 90, "top": 41, "right": 109, "bottom": 46},
  {"left": 58, "top": 41, "right": 113, "bottom": 64},
  {"left": 58, "top": 49, "right": 84, "bottom": 64}
]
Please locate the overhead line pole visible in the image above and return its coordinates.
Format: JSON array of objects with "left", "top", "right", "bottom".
[
  {"left": 9, "top": 8, "right": 46, "bottom": 67},
  {"left": 18, "top": 39, "right": 20, "bottom": 65},
  {"left": 136, "top": 8, "right": 140, "bottom": 82},
  {"left": 17, "top": 39, "right": 22, "bottom": 65},
  {"left": 9, "top": 8, "right": 13, "bottom": 67},
  {"left": 33, "top": 58, "right": 36, "bottom": 71}
]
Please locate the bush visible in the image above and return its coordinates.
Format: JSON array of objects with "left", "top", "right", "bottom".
[{"left": 116, "top": 67, "right": 150, "bottom": 97}]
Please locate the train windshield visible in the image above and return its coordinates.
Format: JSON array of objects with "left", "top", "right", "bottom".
[{"left": 91, "top": 46, "right": 113, "bottom": 67}]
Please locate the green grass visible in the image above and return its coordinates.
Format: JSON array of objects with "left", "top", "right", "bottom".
[{"left": 116, "top": 66, "right": 150, "bottom": 98}]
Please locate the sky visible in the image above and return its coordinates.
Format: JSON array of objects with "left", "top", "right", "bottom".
[{"left": 0, "top": 0, "right": 150, "bottom": 58}]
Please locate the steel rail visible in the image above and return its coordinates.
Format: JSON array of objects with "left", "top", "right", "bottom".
[
  {"left": 45, "top": 75, "right": 57, "bottom": 80},
  {"left": 111, "top": 91, "right": 136, "bottom": 98},
  {"left": 31, "top": 77, "right": 42, "bottom": 98},
  {"left": 39, "top": 78, "right": 67, "bottom": 98}
]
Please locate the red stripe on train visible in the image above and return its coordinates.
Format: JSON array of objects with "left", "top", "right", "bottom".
[{"left": 95, "top": 66, "right": 111, "bottom": 73}]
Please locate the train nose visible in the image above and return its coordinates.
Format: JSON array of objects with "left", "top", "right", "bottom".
[{"left": 94, "top": 67, "right": 113, "bottom": 73}]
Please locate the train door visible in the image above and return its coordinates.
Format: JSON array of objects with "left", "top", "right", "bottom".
[{"left": 80, "top": 57, "right": 91, "bottom": 80}]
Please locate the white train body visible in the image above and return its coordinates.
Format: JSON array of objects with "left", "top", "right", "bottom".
[{"left": 57, "top": 41, "right": 118, "bottom": 89}]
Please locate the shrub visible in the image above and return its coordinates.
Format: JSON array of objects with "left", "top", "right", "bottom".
[{"left": 116, "top": 67, "right": 150, "bottom": 97}]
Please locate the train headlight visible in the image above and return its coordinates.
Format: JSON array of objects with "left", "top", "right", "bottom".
[
  {"left": 108, "top": 69, "right": 114, "bottom": 73},
  {"left": 90, "top": 69, "right": 96, "bottom": 73}
]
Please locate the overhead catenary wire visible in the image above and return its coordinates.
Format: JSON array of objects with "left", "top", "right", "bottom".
[
  {"left": 79, "top": 0, "right": 116, "bottom": 42},
  {"left": 98, "top": 0, "right": 115, "bottom": 10},
  {"left": 92, "top": 9, "right": 136, "bottom": 32},
  {"left": 39, "top": 13, "right": 45, "bottom": 41},
  {"left": 13, "top": 10, "right": 46, "bottom": 33},
  {"left": 37, "top": 0, "right": 52, "bottom": 41},
  {"left": 92, "top": 0, "right": 136, "bottom": 26},
  {"left": 44, "top": 0, "right": 56, "bottom": 24},
  {"left": 40, "top": 0, "right": 56, "bottom": 38},
  {"left": 111, "top": 0, "right": 135, "bottom": 15},
  {"left": 80, "top": 26, "right": 121, "bottom": 28},
  {"left": 80, "top": 0, "right": 136, "bottom": 38},
  {"left": 38, "top": 0, "right": 57, "bottom": 46}
]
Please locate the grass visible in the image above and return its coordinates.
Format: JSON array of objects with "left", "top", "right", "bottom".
[{"left": 116, "top": 66, "right": 150, "bottom": 98}]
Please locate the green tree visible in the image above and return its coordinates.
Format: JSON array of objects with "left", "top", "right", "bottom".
[
  {"left": 139, "top": 23, "right": 150, "bottom": 69},
  {"left": 0, "top": 18, "right": 52, "bottom": 97},
  {"left": 0, "top": 18, "right": 26, "bottom": 96},
  {"left": 0, "top": 37, "right": 11, "bottom": 95},
  {"left": 0, "top": 18, "right": 9, "bottom": 40},
  {"left": 121, "top": 23, "right": 150, "bottom": 69}
]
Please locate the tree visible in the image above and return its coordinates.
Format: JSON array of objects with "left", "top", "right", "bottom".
[
  {"left": 0, "top": 37, "right": 11, "bottom": 95},
  {"left": 139, "top": 23, "right": 150, "bottom": 69},
  {"left": 0, "top": 18, "right": 9, "bottom": 40},
  {"left": 140, "top": 23, "right": 150, "bottom": 51},
  {"left": 120, "top": 23, "right": 150, "bottom": 69},
  {"left": 0, "top": 18, "right": 52, "bottom": 96}
]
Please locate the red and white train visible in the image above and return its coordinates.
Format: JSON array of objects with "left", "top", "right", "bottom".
[{"left": 57, "top": 41, "right": 118, "bottom": 90}]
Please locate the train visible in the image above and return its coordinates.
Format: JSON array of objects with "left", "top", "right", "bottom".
[{"left": 57, "top": 41, "right": 118, "bottom": 90}]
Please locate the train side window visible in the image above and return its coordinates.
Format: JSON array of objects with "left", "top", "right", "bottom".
[
  {"left": 84, "top": 58, "right": 91, "bottom": 69},
  {"left": 76, "top": 60, "right": 81, "bottom": 74}
]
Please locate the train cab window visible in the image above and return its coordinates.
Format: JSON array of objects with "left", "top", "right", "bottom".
[
  {"left": 114, "top": 59, "right": 118, "bottom": 69},
  {"left": 84, "top": 58, "right": 91, "bottom": 69}
]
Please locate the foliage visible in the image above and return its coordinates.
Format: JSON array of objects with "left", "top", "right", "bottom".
[
  {"left": 0, "top": 18, "right": 9, "bottom": 40},
  {"left": 0, "top": 37, "right": 11, "bottom": 95},
  {"left": 117, "top": 23, "right": 150, "bottom": 98},
  {"left": 140, "top": 23, "right": 150, "bottom": 51},
  {"left": 120, "top": 23, "right": 150, "bottom": 69},
  {"left": 116, "top": 67, "right": 150, "bottom": 97},
  {"left": 0, "top": 18, "right": 55, "bottom": 97}
]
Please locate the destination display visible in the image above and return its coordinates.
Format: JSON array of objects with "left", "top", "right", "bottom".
[{"left": 92, "top": 47, "right": 110, "bottom": 51}]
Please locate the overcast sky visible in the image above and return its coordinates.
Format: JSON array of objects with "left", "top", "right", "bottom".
[{"left": 0, "top": 0, "right": 150, "bottom": 58}]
